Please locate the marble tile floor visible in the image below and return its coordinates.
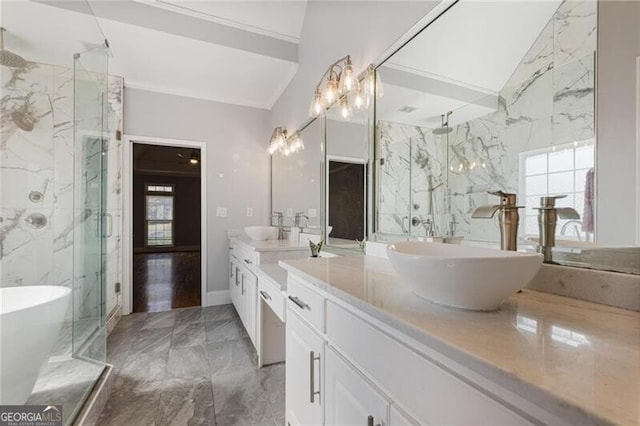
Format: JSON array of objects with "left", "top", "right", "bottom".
[{"left": 98, "top": 304, "right": 285, "bottom": 426}]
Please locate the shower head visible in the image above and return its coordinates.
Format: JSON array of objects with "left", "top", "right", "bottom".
[
  {"left": 432, "top": 111, "right": 453, "bottom": 135},
  {"left": 432, "top": 126, "right": 453, "bottom": 135},
  {"left": 0, "top": 28, "right": 28, "bottom": 68},
  {"left": 12, "top": 109, "right": 35, "bottom": 132}
]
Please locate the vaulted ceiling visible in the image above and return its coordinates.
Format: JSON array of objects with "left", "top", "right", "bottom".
[{"left": 2, "top": 0, "right": 307, "bottom": 109}]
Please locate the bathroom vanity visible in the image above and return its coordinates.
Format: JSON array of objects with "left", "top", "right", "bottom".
[
  {"left": 280, "top": 255, "right": 640, "bottom": 426},
  {"left": 228, "top": 236, "right": 308, "bottom": 365}
]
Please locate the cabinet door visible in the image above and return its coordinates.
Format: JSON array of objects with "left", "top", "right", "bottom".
[
  {"left": 286, "top": 312, "right": 325, "bottom": 426},
  {"left": 231, "top": 262, "right": 243, "bottom": 318},
  {"left": 325, "top": 346, "right": 388, "bottom": 426},
  {"left": 244, "top": 269, "right": 258, "bottom": 346}
]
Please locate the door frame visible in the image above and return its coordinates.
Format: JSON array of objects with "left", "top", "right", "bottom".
[
  {"left": 122, "top": 134, "right": 207, "bottom": 315},
  {"left": 325, "top": 155, "right": 367, "bottom": 241}
]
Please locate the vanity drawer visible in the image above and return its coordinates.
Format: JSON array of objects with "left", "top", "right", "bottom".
[
  {"left": 326, "top": 301, "right": 531, "bottom": 426},
  {"left": 287, "top": 275, "right": 325, "bottom": 333},
  {"left": 232, "top": 246, "right": 257, "bottom": 268},
  {"left": 258, "top": 277, "right": 286, "bottom": 322}
]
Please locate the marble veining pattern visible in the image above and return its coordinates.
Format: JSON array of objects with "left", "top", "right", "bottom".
[
  {"left": 1, "top": 60, "right": 124, "bottom": 350},
  {"left": 99, "top": 305, "right": 284, "bottom": 426},
  {"left": 377, "top": 0, "right": 596, "bottom": 243}
]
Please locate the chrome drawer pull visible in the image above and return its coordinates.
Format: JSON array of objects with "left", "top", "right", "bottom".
[
  {"left": 310, "top": 351, "right": 320, "bottom": 403},
  {"left": 260, "top": 290, "right": 271, "bottom": 301},
  {"left": 288, "top": 295, "right": 310, "bottom": 310},
  {"left": 367, "top": 415, "right": 380, "bottom": 426}
]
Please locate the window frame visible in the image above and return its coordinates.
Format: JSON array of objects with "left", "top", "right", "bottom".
[
  {"left": 518, "top": 140, "right": 594, "bottom": 239},
  {"left": 144, "top": 183, "right": 175, "bottom": 247}
]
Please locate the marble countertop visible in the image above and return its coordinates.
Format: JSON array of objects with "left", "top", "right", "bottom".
[
  {"left": 279, "top": 255, "right": 640, "bottom": 426},
  {"left": 231, "top": 236, "right": 309, "bottom": 252},
  {"left": 256, "top": 263, "right": 288, "bottom": 291}
]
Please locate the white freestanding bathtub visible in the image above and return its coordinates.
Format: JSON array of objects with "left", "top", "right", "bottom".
[{"left": 0, "top": 286, "right": 71, "bottom": 404}]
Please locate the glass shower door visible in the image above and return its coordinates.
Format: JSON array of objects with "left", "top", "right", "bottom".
[{"left": 72, "top": 45, "right": 108, "bottom": 364}]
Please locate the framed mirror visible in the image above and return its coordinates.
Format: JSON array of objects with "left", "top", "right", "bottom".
[
  {"left": 271, "top": 118, "right": 322, "bottom": 235},
  {"left": 373, "top": 0, "right": 639, "bottom": 274}
]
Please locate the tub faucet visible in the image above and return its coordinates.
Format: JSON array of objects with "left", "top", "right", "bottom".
[
  {"left": 472, "top": 191, "right": 523, "bottom": 251},
  {"left": 534, "top": 195, "right": 580, "bottom": 263}
]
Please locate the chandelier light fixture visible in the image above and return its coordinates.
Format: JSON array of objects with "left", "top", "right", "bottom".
[
  {"left": 268, "top": 126, "right": 305, "bottom": 156},
  {"left": 309, "top": 56, "right": 383, "bottom": 118}
]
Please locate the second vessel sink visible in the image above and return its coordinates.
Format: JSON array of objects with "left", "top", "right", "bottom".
[
  {"left": 387, "top": 242, "right": 543, "bottom": 311},
  {"left": 244, "top": 226, "right": 278, "bottom": 241}
]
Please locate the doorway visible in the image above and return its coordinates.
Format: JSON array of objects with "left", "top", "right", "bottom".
[
  {"left": 327, "top": 159, "right": 366, "bottom": 241},
  {"left": 123, "top": 137, "right": 207, "bottom": 314}
]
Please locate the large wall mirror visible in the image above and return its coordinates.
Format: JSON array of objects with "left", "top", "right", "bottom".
[
  {"left": 374, "top": 0, "right": 639, "bottom": 274},
  {"left": 271, "top": 118, "right": 322, "bottom": 232}
]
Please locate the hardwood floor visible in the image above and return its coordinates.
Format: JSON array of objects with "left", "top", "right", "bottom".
[{"left": 133, "top": 251, "right": 201, "bottom": 313}]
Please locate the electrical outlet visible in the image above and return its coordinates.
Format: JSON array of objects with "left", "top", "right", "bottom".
[
  {"left": 308, "top": 208, "right": 317, "bottom": 218},
  {"left": 246, "top": 208, "right": 253, "bottom": 217},
  {"left": 216, "top": 207, "right": 227, "bottom": 217},
  {"left": 286, "top": 208, "right": 293, "bottom": 217},
  {"left": 115, "top": 282, "right": 121, "bottom": 294}
]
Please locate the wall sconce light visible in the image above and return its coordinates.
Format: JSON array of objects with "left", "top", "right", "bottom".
[
  {"left": 268, "top": 126, "right": 304, "bottom": 156},
  {"left": 309, "top": 56, "right": 383, "bottom": 118}
]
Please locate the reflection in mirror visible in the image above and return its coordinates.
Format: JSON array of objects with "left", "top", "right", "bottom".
[
  {"left": 372, "top": 0, "right": 638, "bottom": 273},
  {"left": 325, "top": 101, "right": 370, "bottom": 250},
  {"left": 271, "top": 119, "right": 322, "bottom": 238}
]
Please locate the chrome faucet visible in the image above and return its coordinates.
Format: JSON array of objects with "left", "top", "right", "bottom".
[
  {"left": 472, "top": 191, "right": 523, "bottom": 251},
  {"left": 294, "top": 212, "right": 309, "bottom": 232},
  {"left": 412, "top": 216, "right": 435, "bottom": 236},
  {"left": 534, "top": 195, "right": 580, "bottom": 263},
  {"left": 272, "top": 211, "right": 284, "bottom": 240}
]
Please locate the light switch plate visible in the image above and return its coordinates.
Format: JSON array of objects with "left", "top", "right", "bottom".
[
  {"left": 308, "top": 208, "right": 317, "bottom": 218},
  {"left": 246, "top": 208, "right": 253, "bottom": 217},
  {"left": 216, "top": 207, "right": 227, "bottom": 217},
  {"left": 286, "top": 208, "right": 293, "bottom": 217}
]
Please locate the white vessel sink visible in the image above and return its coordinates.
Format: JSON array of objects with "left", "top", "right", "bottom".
[
  {"left": 244, "top": 226, "right": 278, "bottom": 241},
  {"left": 387, "top": 242, "right": 543, "bottom": 311}
]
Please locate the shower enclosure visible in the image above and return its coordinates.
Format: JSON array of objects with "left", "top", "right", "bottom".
[{"left": 0, "top": 1, "right": 112, "bottom": 423}]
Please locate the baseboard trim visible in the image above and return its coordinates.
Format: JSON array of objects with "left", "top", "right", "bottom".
[
  {"left": 106, "top": 305, "right": 122, "bottom": 336},
  {"left": 205, "top": 290, "right": 231, "bottom": 307}
]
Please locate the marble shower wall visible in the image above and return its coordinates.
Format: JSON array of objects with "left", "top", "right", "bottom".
[
  {"left": 377, "top": 121, "right": 448, "bottom": 236},
  {"left": 377, "top": 0, "right": 596, "bottom": 242},
  {"left": 0, "top": 62, "right": 123, "bottom": 323}
]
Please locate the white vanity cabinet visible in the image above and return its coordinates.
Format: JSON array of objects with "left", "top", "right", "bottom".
[
  {"left": 228, "top": 237, "right": 308, "bottom": 357},
  {"left": 229, "top": 260, "right": 257, "bottom": 345},
  {"left": 240, "top": 265, "right": 257, "bottom": 344},
  {"left": 325, "top": 347, "right": 388, "bottom": 426},
  {"left": 285, "top": 271, "right": 535, "bottom": 426},
  {"left": 286, "top": 311, "right": 325, "bottom": 426}
]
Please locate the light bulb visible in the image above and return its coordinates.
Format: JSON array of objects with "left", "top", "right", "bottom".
[
  {"left": 339, "top": 63, "right": 354, "bottom": 93},
  {"left": 324, "top": 79, "right": 338, "bottom": 103},
  {"left": 309, "top": 90, "right": 322, "bottom": 116},
  {"left": 354, "top": 90, "right": 363, "bottom": 109},
  {"left": 340, "top": 97, "right": 350, "bottom": 119}
]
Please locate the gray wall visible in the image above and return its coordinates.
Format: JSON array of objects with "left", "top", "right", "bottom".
[
  {"left": 596, "top": 1, "right": 640, "bottom": 245},
  {"left": 124, "top": 87, "right": 271, "bottom": 294},
  {"left": 271, "top": 1, "right": 439, "bottom": 131}
]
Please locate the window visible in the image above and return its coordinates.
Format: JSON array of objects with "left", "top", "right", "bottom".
[
  {"left": 146, "top": 184, "right": 174, "bottom": 246},
  {"left": 520, "top": 141, "right": 594, "bottom": 240}
]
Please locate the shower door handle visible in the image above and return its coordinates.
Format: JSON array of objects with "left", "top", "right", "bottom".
[{"left": 103, "top": 213, "right": 113, "bottom": 238}]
